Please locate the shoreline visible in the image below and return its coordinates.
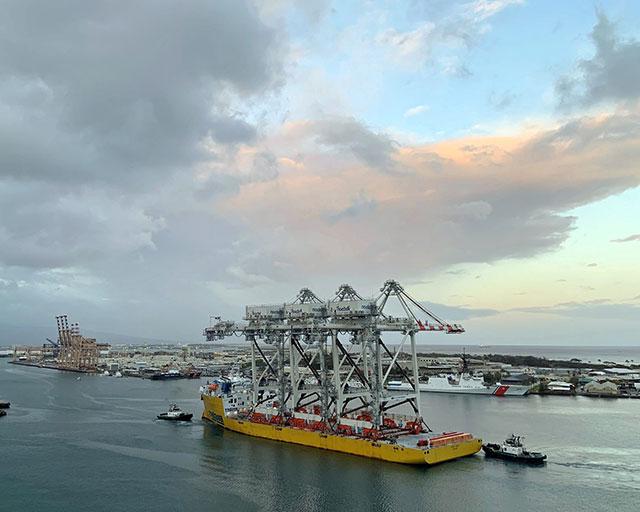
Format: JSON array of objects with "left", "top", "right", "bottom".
[{"left": 7, "top": 360, "right": 97, "bottom": 374}]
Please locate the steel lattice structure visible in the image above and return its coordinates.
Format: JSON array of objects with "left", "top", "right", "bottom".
[
  {"left": 204, "top": 280, "right": 463, "bottom": 437},
  {"left": 55, "top": 315, "right": 99, "bottom": 370}
]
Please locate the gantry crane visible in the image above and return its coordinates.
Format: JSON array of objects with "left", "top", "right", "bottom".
[
  {"left": 55, "top": 315, "right": 99, "bottom": 371},
  {"left": 204, "top": 280, "right": 463, "bottom": 438}
]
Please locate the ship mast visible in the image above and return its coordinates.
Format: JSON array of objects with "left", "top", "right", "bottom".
[{"left": 204, "top": 280, "right": 464, "bottom": 437}]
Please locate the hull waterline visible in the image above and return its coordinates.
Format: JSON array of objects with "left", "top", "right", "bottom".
[
  {"left": 387, "top": 383, "right": 530, "bottom": 396},
  {"left": 201, "top": 394, "right": 481, "bottom": 465}
]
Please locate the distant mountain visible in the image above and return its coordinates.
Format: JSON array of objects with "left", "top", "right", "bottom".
[
  {"left": 0, "top": 323, "right": 55, "bottom": 347},
  {"left": 0, "top": 322, "right": 187, "bottom": 348}
]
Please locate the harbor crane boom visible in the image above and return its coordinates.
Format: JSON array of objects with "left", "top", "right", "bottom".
[{"left": 204, "top": 280, "right": 464, "bottom": 437}]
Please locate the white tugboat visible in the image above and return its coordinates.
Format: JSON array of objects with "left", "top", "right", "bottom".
[
  {"left": 157, "top": 403, "right": 193, "bottom": 422},
  {"left": 482, "top": 434, "right": 546, "bottom": 464}
]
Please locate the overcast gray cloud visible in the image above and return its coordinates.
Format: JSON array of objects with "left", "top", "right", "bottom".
[
  {"left": 0, "top": 0, "right": 284, "bottom": 264},
  {"left": 557, "top": 11, "right": 640, "bottom": 109},
  {"left": 0, "top": 0, "right": 288, "bottom": 340},
  {"left": 0, "top": 0, "right": 282, "bottom": 185}
]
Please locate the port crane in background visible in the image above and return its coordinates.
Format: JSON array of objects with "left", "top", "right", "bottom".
[
  {"left": 204, "top": 280, "right": 463, "bottom": 439},
  {"left": 55, "top": 315, "right": 99, "bottom": 371},
  {"left": 44, "top": 337, "right": 60, "bottom": 359}
]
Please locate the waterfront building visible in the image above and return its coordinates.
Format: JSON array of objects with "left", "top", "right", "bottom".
[
  {"left": 501, "top": 373, "right": 534, "bottom": 385},
  {"left": 583, "top": 380, "right": 619, "bottom": 396},
  {"left": 547, "top": 381, "right": 574, "bottom": 394}
]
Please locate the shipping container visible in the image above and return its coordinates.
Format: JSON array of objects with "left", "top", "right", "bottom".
[
  {"left": 327, "top": 300, "right": 377, "bottom": 317},
  {"left": 284, "top": 303, "right": 327, "bottom": 319},
  {"left": 245, "top": 304, "right": 285, "bottom": 320}
]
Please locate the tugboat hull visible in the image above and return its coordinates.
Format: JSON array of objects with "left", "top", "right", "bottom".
[
  {"left": 482, "top": 443, "right": 546, "bottom": 464},
  {"left": 157, "top": 413, "right": 193, "bottom": 421}
]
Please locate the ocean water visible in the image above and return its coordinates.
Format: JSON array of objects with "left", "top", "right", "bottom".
[
  {"left": 1, "top": 359, "right": 639, "bottom": 512},
  {"left": 413, "top": 345, "right": 640, "bottom": 364}
]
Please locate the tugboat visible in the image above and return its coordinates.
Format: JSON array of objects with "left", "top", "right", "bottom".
[
  {"left": 482, "top": 434, "right": 546, "bottom": 464},
  {"left": 150, "top": 369, "right": 182, "bottom": 380},
  {"left": 157, "top": 404, "right": 193, "bottom": 422}
]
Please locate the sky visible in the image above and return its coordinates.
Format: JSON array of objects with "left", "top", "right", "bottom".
[{"left": 0, "top": 0, "right": 639, "bottom": 346}]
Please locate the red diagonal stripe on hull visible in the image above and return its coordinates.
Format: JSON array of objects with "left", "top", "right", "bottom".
[{"left": 494, "top": 385, "right": 509, "bottom": 396}]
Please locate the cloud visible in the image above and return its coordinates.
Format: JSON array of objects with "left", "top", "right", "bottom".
[
  {"left": 512, "top": 299, "right": 640, "bottom": 321},
  {"left": 421, "top": 301, "right": 499, "bottom": 321},
  {"left": 404, "top": 105, "right": 430, "bottom": 118},
  {"left": 611, "top": 234, "right": 640, "bottom": 243},
  {"left": 256, "top": 0, "right": 332, "bottom": 24},
  {"left": 557, "top": 11, "right": 640, "bottom": 108},
  {"left": 0, "top": 0, "right": 285, "bottom": 267},
  {"left": 219, "top": 108, "right": 640, "bottom": 281},
  {"left": 376, "top": 0, "right": 523, "bottom": 71},
  {"left": 451, "top": 201, "right": 493, "bottom": 221},
  {"left": 0, "top": 1, "right": 284, "bottom": 186},
  {"left": 0, "top": 0, "right": 289, "bottom": 339},
  {"left": 489, "top": 90, "right": 517, "bottom": 110},
  {"left": 468, "top": 0, "right": 524, "bottom": 22},
  {"left": 0, "top": 185, "right": 165, "bottom": 269},
  {"left": 311, "top": 117, "right": 399, "bottom": 173},
  {"left": 225, "top": 265, "right": 274, "bottom": 287},
  {"left": 1, "top": 1, "right": 639, "bottom": 345},
  {"left": 209, "top": 116, "right": 259, "bottom": 145},
  {"left": 376, "top": 294, "right": 498, "bottom": 321},
  {"left": 376, "top": 23, "right": 437, "bottom": 66},
  {"left": 327, "top": 192, "right": 377, "bottom": 223},
  {"left": 441, "top": 60, "right": 473, "bottom": 78}
]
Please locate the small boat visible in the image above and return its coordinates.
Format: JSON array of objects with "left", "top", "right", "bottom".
[
  {"left": 0, "top": 410, "right": 6, "bottom": 418},
  {"left": 482, "top": 434, "right": 546, "bottom": 464},
  {"left": 150, "top": 369, "right": 182, "bottom": 380},
  {"left": 0, "top": 400, "right": 10, "bottom": 409},
  {"left": 157, "top": 404, "right": 193, "bottom": 422}
]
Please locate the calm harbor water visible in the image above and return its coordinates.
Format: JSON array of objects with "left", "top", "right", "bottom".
[{"left": 2, "top": 359, "right": 639, "bottom": 512}]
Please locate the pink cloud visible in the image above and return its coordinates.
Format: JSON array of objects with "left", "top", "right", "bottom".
[{"left": 216, "top": 109, "right": 640, "bottom": 282}]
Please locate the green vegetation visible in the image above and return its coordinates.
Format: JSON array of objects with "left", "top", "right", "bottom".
[
  {"left": 416, "top": 352, "right": 613, "bottom": 369},
  {"left": 483, "top": 371, "right": 501, "bottom": 385}
]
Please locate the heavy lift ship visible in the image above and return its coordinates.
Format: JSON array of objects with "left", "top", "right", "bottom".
[{"left": 201, "top": 280, "right": 482, "bottom": 465}]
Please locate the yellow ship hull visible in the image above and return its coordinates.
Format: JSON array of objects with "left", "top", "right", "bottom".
[{"left": 202, "top": 395, "right": 481, "bottom": 465}]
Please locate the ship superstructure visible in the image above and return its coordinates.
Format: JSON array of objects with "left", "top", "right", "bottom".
[
  {"left": 387, "top": 375, "right": 529, "bottom": 395},
  {"left": 387, "top": 352, "right": 529, "bottom": 396},
  {"left": 201, "top": 280, "right": 481, "bottom": 465}
]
